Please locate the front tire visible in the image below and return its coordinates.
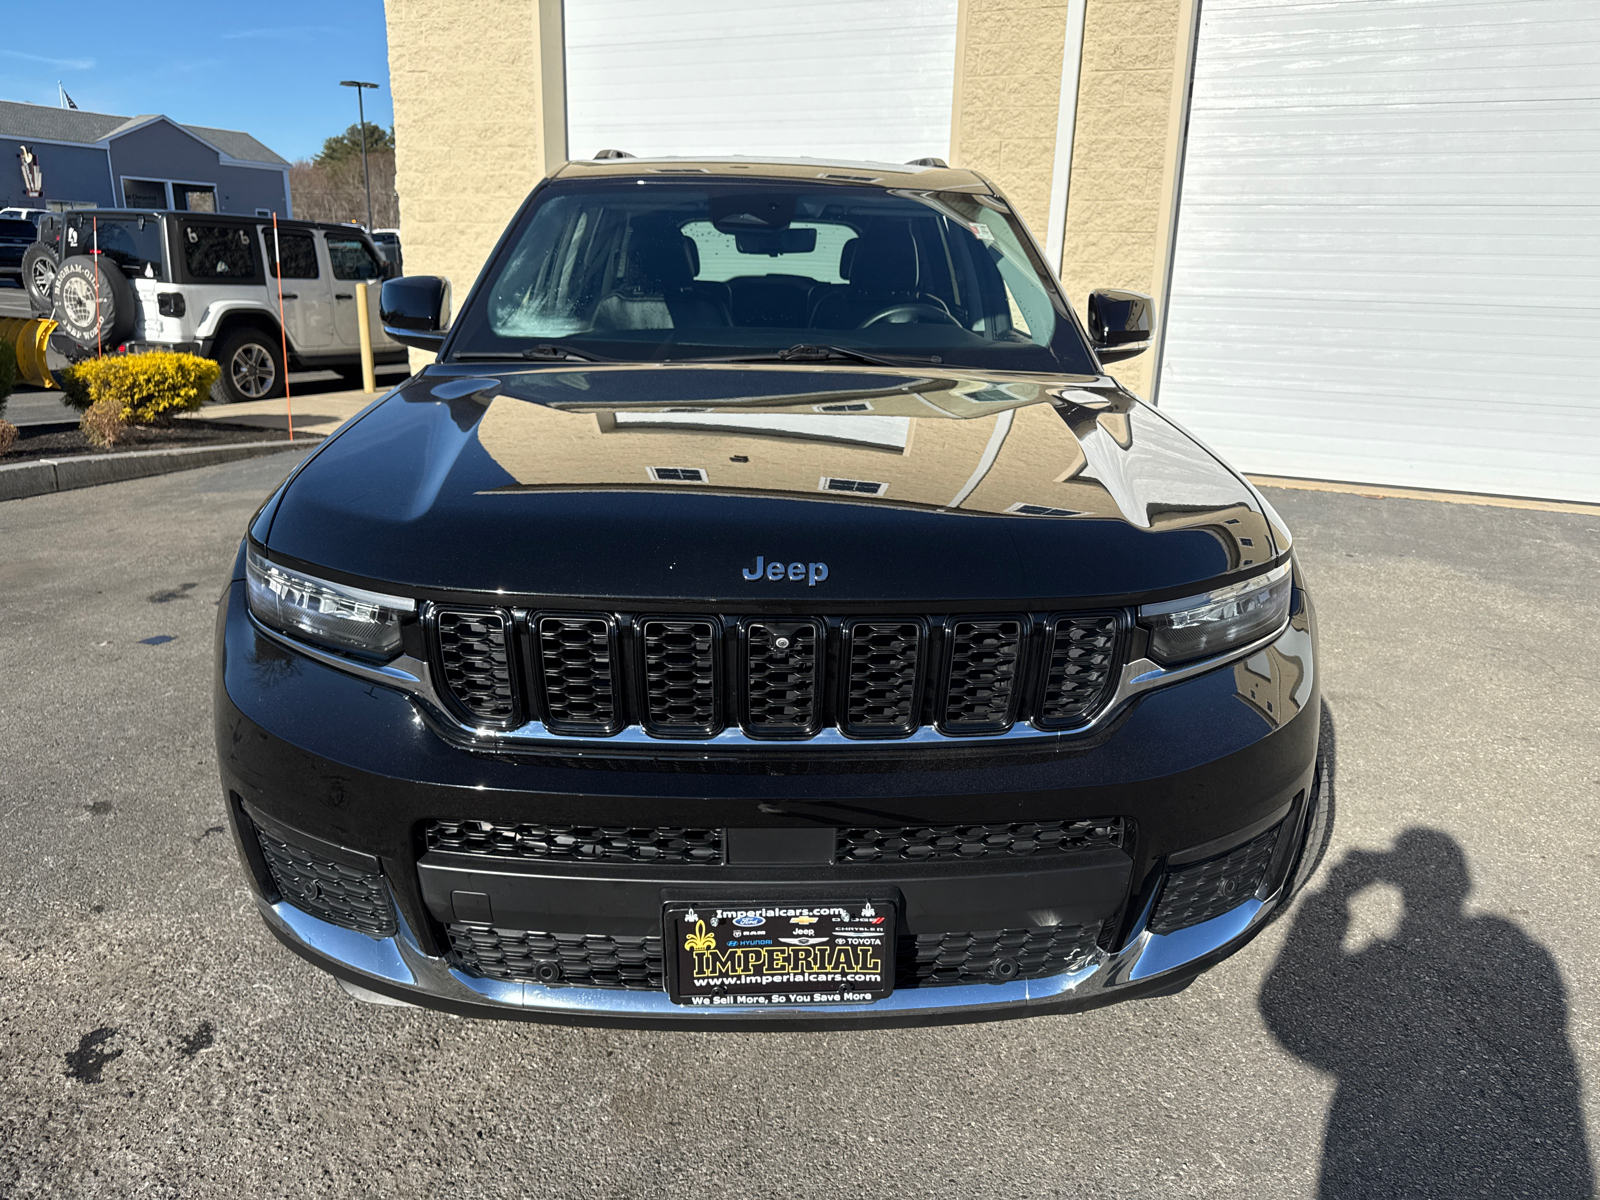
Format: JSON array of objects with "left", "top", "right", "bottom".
[{"left": 211, "top": 329, "right": 285, "bottom": 404}]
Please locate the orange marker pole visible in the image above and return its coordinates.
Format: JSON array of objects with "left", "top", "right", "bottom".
[
  {"left": 93, "top": 216, "right": 101, "bottom": 358},
  {"left": 272, "top": 213, "right": 294, "bottom": 440}
]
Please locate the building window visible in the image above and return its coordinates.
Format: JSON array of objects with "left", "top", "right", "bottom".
[
  {"left": 174, "top": 185, "right": 217, "bottom": 213},
  {"left": 1005, "top": 502, "right": 1081, "bottom": 517},
  {"left": 648, "top": 467, "right": 707, "bottom": 482},
  {"left": 123, "top": 179, "right": 168, "bottom": 209},
  {"left": 820, "top": 477, "right": 888, "bottom": 496}
]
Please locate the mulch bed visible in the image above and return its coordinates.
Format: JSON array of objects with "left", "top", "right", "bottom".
[{"left": 2, "top": 420, "right": 321, "bottom": 464}]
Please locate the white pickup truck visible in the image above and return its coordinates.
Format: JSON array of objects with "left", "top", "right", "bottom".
[{"left": 29, "top": 210, "right": 407, "bottom": 402}]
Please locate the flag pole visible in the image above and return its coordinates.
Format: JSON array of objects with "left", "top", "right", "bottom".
[{"left": 271, "top": 214, "right": 294, "bottom": 440}]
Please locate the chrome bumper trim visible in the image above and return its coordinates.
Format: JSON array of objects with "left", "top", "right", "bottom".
[{"left": 257, "top": 871, "right": 1289, "bottom": 1022}]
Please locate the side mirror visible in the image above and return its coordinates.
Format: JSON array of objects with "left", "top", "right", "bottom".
[
  {"left": 1087, "top": 289, "right": 1154, "bottom": 363},
  {"left": 380, "top": 275, "right": 451, "bottom": 351}
]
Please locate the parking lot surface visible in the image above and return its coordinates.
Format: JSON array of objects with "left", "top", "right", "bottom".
[{"left": 1, "top": 453, "right": 1596, "bottom": 1198}]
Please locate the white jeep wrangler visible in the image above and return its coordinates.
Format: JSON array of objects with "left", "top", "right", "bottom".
[{"left": 30, "top": 210, "right": 407, "bottom": 403}]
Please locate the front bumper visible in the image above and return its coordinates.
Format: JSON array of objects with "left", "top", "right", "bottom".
[{"left": 216, "top": 568, "right": 1324, "bottom": 1029}]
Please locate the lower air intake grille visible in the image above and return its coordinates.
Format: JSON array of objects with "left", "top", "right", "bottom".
[
  {"left": 448, "top": 926, "right": 664, "bottom": 990},
  {"left": 942, "top": 619, "right": 1023, "bottom": 733},
  {"left": 425, "top": 820, "right": 722, "bottom": 864},
  {"left": 434, "top": 608, "right": 516, "bottom": 725},
  {"left": 843, "top": 621, "right": 923, "bottom": 735},
  {"left": 1037, "top": 615, "right": 1120, "bottom": 728},
  {"left": 900, "top": 924, "right": 1100, "bottom": 987},
  {"left": 255, "top": 828, "right": 395, "bottom": 936},
  {"left": 838, "top": 818, "right": 1125, "bottom": 863},
  {"left": 537, "top": 616, "right": 617, "bottom": 734},
  {"left": 1150, "top": 823, "right": 1283, "bottom": 934},
  {"left": 641, "top": 618, "right": 719, "bottom": 734},
  {"left": 745, "top": 620, "right": 821, "bottom": 735}
]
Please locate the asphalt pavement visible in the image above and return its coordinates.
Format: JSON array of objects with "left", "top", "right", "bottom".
[{"left": 1, "top": 454, "right": 1596, "bottom": 1198}]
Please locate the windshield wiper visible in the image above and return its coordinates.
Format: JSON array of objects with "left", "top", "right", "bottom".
[
  {"left": 452, "top": 344, "right": 613, "bottom": 363},
  {"left": 711, "top": 344, "right": 943, "bottom": 368}
]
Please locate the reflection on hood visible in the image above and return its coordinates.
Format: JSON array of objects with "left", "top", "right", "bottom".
[{"left": 473, "top": 364, "right": 1277, "bottom": 568}]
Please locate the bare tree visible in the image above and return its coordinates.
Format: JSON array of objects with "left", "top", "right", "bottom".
[{"left": 287, "top": 152, "right": 399, "bottom": 228}]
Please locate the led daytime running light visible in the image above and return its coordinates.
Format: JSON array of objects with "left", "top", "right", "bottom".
[
  {"left": 1138, "top": 562, "right": 1292, "bottom": 665},
  {"left": 246, "top": 548, "right": 414, "bottom": 660}
]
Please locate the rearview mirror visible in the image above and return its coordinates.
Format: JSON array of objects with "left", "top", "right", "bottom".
[
  {"left": 734, "top": 227, "right": 817, "bottom": 256},
  {"left": 380, "top": 275, "right": 451, "bottom": 351},
  {"left": 1087, "top": 289, "right": 1154, "bottom": 363}
]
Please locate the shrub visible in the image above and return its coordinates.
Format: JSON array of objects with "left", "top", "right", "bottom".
[
  {"left": 0, "top": 339, "right": 17, "bottom": 418},
  {"left": 0, "top": 420, "right": 16, "bottom": 456},
  {"left": 58, "top": 352, "right": 221, "bottom": 423},
  {"left": 80, "top": 397, "right": 127, "bottom": 449}
]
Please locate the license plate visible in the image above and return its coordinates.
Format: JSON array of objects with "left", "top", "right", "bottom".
[{"left": 665, "top": 900, "right": 895, "bottom": 1008}]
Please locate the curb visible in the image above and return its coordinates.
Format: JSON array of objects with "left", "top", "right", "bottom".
[{"left": 0, "top": 439, "right": 314, "bottom": 502}]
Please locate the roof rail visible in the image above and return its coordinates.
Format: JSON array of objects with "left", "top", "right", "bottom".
[
  {"left": 593, "top": 149, "right": 636, "bottom": 159},
  {"left": 905, "top": 157, "right": 948, "bottom": 168}
]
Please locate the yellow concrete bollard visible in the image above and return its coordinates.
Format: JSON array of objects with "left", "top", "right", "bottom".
[
  {"left": 355, "top": 282, "right": 376, "bottom": 393},
  {"left": 0, "top": 316, "right": 60, "bottom": 388}
]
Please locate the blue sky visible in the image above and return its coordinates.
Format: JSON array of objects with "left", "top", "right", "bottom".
[{"left": 0, "top": 0, "right": 392, "bottom": 162}]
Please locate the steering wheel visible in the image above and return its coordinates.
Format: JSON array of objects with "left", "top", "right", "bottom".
[{"left": 856, "top": 302, "right": 960, "bottom": 328}]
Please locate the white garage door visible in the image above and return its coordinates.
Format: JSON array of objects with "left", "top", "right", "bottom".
[
  {"left": 1157, "top": 0, "right": 1600, "bottom": 503},
  {"left": 564, "top": 0, "right": 958, "bottom": 164}
]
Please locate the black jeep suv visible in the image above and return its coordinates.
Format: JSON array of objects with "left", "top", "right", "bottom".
[{"left": 215, "top": 156, "right": 1325, "bottom": 1028}]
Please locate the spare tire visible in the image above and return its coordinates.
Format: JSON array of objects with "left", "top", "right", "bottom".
[
  {"left": 22, "top": 243, "right": 57, "bottom": 312},
  {"left": 50, "top": 254, "right": 136, "bottom": 349}
]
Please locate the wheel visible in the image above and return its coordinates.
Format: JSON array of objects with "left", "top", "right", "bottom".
[
  {"left": 855, "top": 302, "right": 959, "bottom": 328},
  {"left": 49, "top": 254, "right": 136, "bottom": 349},
  {"left": 22, "top": 243, "right": 57, "bottom": 311},
  {"left": 211, "top": 328, "right": 285, "bottom": 404}
]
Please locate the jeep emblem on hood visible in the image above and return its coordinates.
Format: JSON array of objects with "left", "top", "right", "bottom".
[{"left": 743, "top": 557, "right": 828, "bottom": 586}]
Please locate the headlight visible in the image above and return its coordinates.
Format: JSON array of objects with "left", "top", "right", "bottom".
[
  {"left": 1139, "top": 562, "right": 1292, "bottom": 665},
  {"left": 246, "top": 547, "right": 414, "bottom": 660}
]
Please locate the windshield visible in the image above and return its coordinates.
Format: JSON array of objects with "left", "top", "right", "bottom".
[{"left": 448, "top": 179, "right": 1096, "bottom": 373}]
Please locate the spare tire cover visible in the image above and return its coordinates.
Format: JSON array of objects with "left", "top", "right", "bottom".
[{"left": 51, "top": 254, "right": 137, "bottom": 348}]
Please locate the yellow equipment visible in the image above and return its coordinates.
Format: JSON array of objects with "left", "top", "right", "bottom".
[{"left": 0, "top": 316, "right": 61, "bottom": 389}]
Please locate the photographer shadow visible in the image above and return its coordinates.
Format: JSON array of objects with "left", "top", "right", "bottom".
[{"left": 1260, "top": 827, "right": 1593, "bottom": 1198}]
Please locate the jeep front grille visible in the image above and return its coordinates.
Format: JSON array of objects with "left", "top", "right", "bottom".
[
  {"left": 536, "top": 615, "right": 618, "bottom": 734},
  {"left": 425, "top": 609, "right": 1124, "bottom": 743},
  {"left": 434, "top": 608, "right": 516, "bottom": 725}
]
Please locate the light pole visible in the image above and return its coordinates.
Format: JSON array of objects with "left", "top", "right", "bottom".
[{"left": 338, "top": 80, "right": 380, "bottom": 231}]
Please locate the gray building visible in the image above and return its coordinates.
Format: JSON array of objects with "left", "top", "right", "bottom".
[{"left": 1, "top": 99, "right": 290, "bottom": 216}]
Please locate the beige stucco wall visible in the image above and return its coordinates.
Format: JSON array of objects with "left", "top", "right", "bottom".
[
  {"left": 1058, "top": 0, "right": 1194, "bottom": 397},
  {"left": 384, "top": 0, "right": 565, "bottom": 366},
  {"left": 948, "top": 0, "right": 1072, "bottom": 241}
]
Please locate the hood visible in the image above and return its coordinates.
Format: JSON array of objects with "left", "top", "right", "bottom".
[{"left": 260, "top": 363, "right": 1281, "bottom": 604}]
